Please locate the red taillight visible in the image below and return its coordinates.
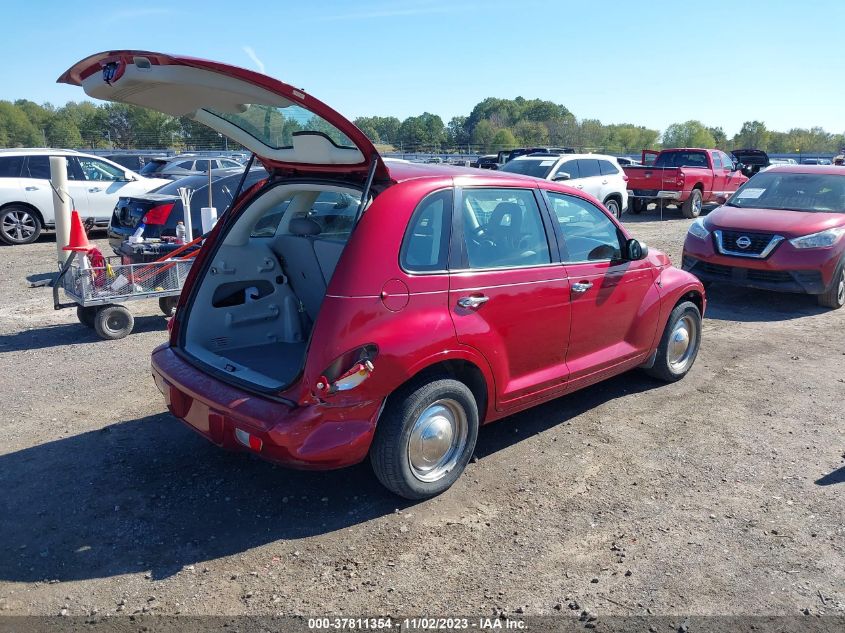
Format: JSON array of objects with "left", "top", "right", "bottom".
[
  {"left": 143, "top": 202, "right": 175, "bottom": 225},
  {"left": 676, "top": 170, "right": 685, "bottom": 186},
  {"left": 623, "top": 174, "right": 629, "bottom": 182}
]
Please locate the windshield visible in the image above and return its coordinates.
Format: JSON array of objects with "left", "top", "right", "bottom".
[
  {"left": 654, "top": 151, "right": 709, "bottom": 168},
  {"left": 499, "top": 159, "right": 555, "bottom": 179},
  {"left": 205, "top": 103, "right": 355, "bottom": 150},
  {"left": 727, "top": 172, "right": 845, "bottom": 213}
]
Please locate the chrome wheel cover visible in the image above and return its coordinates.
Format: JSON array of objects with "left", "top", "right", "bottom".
[
  {"left": 407, "top": 399, "right": 468, "bottom": 483},
  {"left": 668, "top": 314, "right": 698, "bottom": 373}
]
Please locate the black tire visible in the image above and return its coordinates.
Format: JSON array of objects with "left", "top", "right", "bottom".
[
  {"left": 630, "top": 199, "right": 646, "bottom": 214},
  {"left": 370, "top": 377, "right": 479, "bottom": 500},
  {"left": 0, "top": 205, "right": 42, "bottom": 245},
  {"left": 681, "top": 189, "right": 703, "bottom": 218},
  {"left": 159, "top": 296, "right": 179, "bottom": 317},
  {"left": 93, "top": 305, "right": 134, "bottom": 340},
  {"left": 817, "top": 263, "right": 845, "bottom": 309},
  {"left": 604, "top": 197, "right": 621, "bottom": 220},
  {"left": 76, "top": 305, "right": 98, "bottom": 328},
  {"left": 644, "top": 301, "right": 702, "bottom": 382}
]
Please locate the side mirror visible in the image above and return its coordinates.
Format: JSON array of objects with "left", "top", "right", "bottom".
[
  {"left": 624, "top": 238, "right": 648, "bottom": 261},
  {"left": 731, "top": 162, "right": 742, "bottom": 172},
  {"left": 553, "top": 172, "right": 571, "bottom": 181}
]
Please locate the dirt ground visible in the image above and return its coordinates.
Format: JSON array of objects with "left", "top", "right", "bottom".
[{"left": 0, "top": 208, "right": 843, "bottom": 622}]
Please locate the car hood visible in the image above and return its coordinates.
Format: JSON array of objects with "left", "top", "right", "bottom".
[
  {"left": 731, "top": 149, "right": 769, "bottom": 166},
  {"left": 58, "top": 50, "right": 387, "bottom": 180},
  {"left": 705, "top": 205, "right": 845, "bottom": 237}
]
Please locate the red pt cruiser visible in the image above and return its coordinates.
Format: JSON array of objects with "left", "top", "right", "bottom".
[{"left": 61, "top": 51, "right": 706, "bottom": 499}]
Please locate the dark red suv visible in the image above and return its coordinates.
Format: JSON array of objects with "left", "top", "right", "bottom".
[
  {"left": 61, "top": 51, "right": 706, "bottom": 498},
  {"left": 682, "top": 166, "right": 845, "bottom": 309}
]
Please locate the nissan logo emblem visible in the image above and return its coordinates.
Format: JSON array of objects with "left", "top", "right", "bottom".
[{"left": 736, "top": 235, "right": 752, "bottom": 249}]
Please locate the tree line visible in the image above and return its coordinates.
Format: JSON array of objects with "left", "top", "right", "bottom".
[{"left": 2, "top": 97, "right": 843, "bottom": 155}]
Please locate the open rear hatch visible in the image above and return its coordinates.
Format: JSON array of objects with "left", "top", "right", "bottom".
[
  {"left": 60, "top": 51, "right": 387, "bottom": 393},
  {"left": 58, "top": 50, "right": 388, "bottom": 180}
]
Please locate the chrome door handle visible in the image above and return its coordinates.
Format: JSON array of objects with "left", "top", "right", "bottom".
[
  {"left": 572, "top": 281, "right": 593, "bottom": 293},
  {"left": 25, "top": 186, "right": 37, "bottom": 191},
  {"left": 89, "top": 187, "right": 102, "bottom": 192},
  {"left": 457, "top": 295, "right": 489, "bottom": 309}
]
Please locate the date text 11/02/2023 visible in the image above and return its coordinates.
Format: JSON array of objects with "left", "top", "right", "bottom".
[{"left": 307, "top": 618, "right": 527, "bottom": 630}]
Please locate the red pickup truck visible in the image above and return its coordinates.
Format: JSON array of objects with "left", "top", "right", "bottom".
[{"left": 623, "top": 148, "right": 748, "bottom": 218}]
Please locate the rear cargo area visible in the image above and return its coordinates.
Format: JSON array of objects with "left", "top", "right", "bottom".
[{"left": 182, "top": 182, "right": 363, "bottom": 390}]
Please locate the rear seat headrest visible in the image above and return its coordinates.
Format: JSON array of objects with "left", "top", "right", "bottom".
[{"left": 289, "top": 217, "right": 322, "bottom": 236}]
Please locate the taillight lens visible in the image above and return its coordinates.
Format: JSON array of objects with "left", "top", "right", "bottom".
[
  {"left": 143, "top": 202, "right": 175, "bottom": 225},
  {"left": 676, "top": 170, "right": 685, "bottom": 187}
]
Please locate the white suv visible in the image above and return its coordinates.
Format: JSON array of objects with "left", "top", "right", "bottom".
[
  {"left": 498, "top": 153, "right": 629, "bottom": 218},
  {"left": 0, "top": 149, "right": 171, "bottom": 245}
]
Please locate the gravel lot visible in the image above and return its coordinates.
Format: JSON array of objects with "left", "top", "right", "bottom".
[{"left": 0, "top": 209, "right": 843, "bottom": 621}]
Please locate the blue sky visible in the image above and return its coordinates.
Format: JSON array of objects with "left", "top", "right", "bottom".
[{"left": 2, "top": 0, "right": 843, "bottom": 136}]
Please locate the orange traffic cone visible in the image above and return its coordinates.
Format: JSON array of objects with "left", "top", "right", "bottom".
[{"left": 63, "top": 210, "right": 93, "bottom": 252}]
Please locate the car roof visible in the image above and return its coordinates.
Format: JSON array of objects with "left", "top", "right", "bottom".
[
  {"left": 0, "top": 148, "right": 82, "bottom": 156},
  {"left": 510, "top": 153, "right": 617, "bottom": 162},
  {"left": 762, "top": 165, "right": 845, "bottom": 176}
]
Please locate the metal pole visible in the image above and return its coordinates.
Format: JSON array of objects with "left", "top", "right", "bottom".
[
  {"left": 49, "top": 156, "right": 72, "bottom": 266},
  {"left": 208, "top": 160, "right": 213, "bottom": 207}
]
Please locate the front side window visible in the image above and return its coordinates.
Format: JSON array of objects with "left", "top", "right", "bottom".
[
  {"left": 401, "top": 189, "right": 452, "bottom": 272},
  {"left": 77, "top": 157, "right": 125, "bottom": 181},
  {"left": 305, "top": 191, "right": 362, "bottom": 238},
  {"left": 547, "top": 192, "right": 622, "bottom": 262},
  {"left": 721, "top": 152, "right": 735, "bottom": 170},
  {"left": 555, "top": 160, "right": 579, "bottom": 180},
  {"left": 461, "top": 188, "right": 551, "bottom": 269},
  {"left": 578, "top": 159, "right": 601, "bottom": 178},
  {"left": 0, "top": 156, "right": 24, "bottom": 178}
]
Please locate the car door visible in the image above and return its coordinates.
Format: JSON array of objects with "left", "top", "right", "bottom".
[
  {"left": 449, "top": 186, "right": 571, "bottom": 409},
  {"left": 597, "top": 159, "right": 624, "bottom": 204},
  {"left": 721, "top": 151, "right": 746, "bottom": 194},
  {"left": 544, "top": 190, "right": 658, "bottom": 381},
  {"left": 74, "top": 156, "right": 137, "bottom": 221},
  {"left": 22, "top": 155, "right": 90, "bottom": 225},
  {"left": 709, "top": 151, "right": 727, "bottom": 197},
  {"left": 576, "top": 159, "right": 603, "bottom": 200}
]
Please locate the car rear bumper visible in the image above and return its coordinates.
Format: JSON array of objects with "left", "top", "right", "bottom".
[
  {"left": 627, "top": 189, "right": 682, "bottom": 200},
  {"left": 150, "top": 345, "right": 382, "bottom": 470}
]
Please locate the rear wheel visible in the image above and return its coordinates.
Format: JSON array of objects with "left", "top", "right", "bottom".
[
  {"left": 94, "top": 305, "right": 134, "bottom": 340},
  {"left": 370, "top": 378, "right": 479, "bottom": 499},
  {"left": 645, "top": 301, "right": 702, "bottom": 382},
  {"left": 76, "top": 305, "right": 98, "bottom": 328},
  {"left": 604, "top": 198, "right": 621, "bottom": 220},
  {"left": 0, "top": 205, "right": 42, "bottom": 245},
  {"left": 818, "top": 264, "right": 845, "bottom": 309},
  {"left": 630, "top": 199, "right": 646, "bottom": 214},
  {"left": 681, "top": 189, "right": 703, "bottom": 218}
]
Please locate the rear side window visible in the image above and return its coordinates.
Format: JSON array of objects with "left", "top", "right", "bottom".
[
  {"left": 0, "top": 156, "right": 24, "bottom": 178},
  {"left": 23, "top": 156, "right": 51, "bottom": 179},
  {"left": 578, "top": 159, "right": 601, "bottom": 178},
  {"left": 401, "top": 189, "right": 452, "bottom": 272},
  {"left": 598, "top": 160, "right": 619, "bottom": 175},
  {"left": 176, "top": 161, "right": 195, "bottom": 170}
]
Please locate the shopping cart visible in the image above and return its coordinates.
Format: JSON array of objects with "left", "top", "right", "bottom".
[{"left": 53, "top": 239, "right": 199, "bottom": 340}]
